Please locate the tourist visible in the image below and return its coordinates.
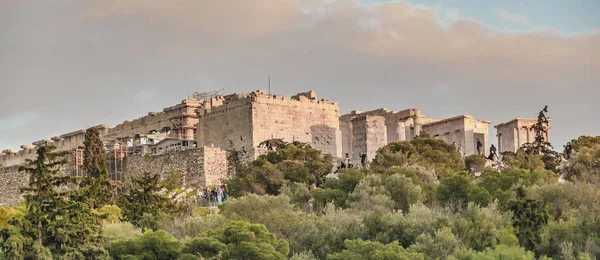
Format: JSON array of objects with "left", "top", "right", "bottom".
[
  {"left": 564, "top": 142, "right": 573, "bottom": 159},
  {"left": 217, "top": 186, "right": 223, "bottom": 205},
  {"left": 457, "top": 144, "right": 463, "bottom": 157},
  {"left": 204, "top": 188, "right": 211, "bottom": 207},
  {"left": 222, "top": 184, "right": 229, "bottom": 202},
  {"left": 211, "top": 188, "right": 218, "bottom": 207},
  {"left": 359, "top": 153, "right": 367, "bottom": 168},
  {"left": 476, "top": 139, "right": 483, "bottom": 155}
]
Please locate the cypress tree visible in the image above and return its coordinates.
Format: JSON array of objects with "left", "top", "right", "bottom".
[{"left": 81, "top": 127, "right": 115, "bottom": 208}]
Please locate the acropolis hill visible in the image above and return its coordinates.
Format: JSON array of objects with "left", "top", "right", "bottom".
[{"left": 0, "top": 90, "right": 549, "bottom": 205}]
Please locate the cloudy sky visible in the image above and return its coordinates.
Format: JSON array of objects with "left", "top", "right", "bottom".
[{"left": 1, "top": 0, "right": 598, "bottom": 151}]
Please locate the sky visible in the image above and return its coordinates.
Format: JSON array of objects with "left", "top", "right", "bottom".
[{"left": 0, "top": 0, "right": 598, "bottom": 152}]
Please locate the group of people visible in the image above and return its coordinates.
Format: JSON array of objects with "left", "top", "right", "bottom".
[
  {"left": 452, "top": 139, "right": 498, "bottom": 161},
  {"left": 334, "top": 153, "right": 369, "bottom": 174},
  {"left": 198, "top": 185, "right": 229, "bottom": 207}
]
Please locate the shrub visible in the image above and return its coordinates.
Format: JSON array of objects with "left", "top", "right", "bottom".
[{"left": 105, "top": 230, "right": 182, "bottom": 259}]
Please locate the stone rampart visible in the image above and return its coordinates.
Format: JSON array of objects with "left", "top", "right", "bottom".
[
  {"left": 0, "top": 166, "right": 27, "bottom": 206},
  {"left": 125, "top": 146, "right": 228, "bottom": 187},
  {"left": 198, "top": 90, "right": 341, "bottom": 160}
]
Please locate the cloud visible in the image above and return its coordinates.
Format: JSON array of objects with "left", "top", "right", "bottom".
[
  {"left": 493, "top": 7, "right": 533, "bottom": 26},
  {"left": 0, "top": 0, "right": 598, "bottom": 150}
]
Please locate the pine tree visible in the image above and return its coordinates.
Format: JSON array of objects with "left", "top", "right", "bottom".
[
  {"left": 522, "top": 106, "right": 553, "bottom": 155},
  {"left": 117, "top": 172, "right": 177, "bottom": 228},
  {"left": 0, "top": 145, "right": 108, "bottom": 259},
  {"left": 81, "top": 127, "right": 115, "bottom": 208}
]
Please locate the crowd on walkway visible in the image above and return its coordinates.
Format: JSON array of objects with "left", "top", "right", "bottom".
[{"left": 197, "top": 184, "right": 229, "bottom": 207}]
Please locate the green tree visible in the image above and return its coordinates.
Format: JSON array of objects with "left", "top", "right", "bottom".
[
  {"left": 464, "top": 154, "right": 486, "bottom": 173},
  {"left": 520, "top": 106, "right": 561, "bottom": 171},
  {"left": 117, "top": 172, "right": 177, "bottom": 228},
  {"left": 436, "top": 173, "right": 490, "bottom": 208},
  {"left": 509, "top": 187, "right": 548, "bottom": 251},
  {"left": 105, "top": 230, "right": 182, "bottom": 260},
  {"left": 569, "top": 135, "right": 600, "bottom": 152},
  {"left": 449, "top": 245, "right": 536, "bottom": 260},
  {"left": 226, "top": 142, "right": 333, "bottom": 196},
  {"left": 81, "top": 127, "right": 115, "bottom": 208},
  {"left": 0, "top": 145, "right": 108, "bottom": 259},
  {"left": 326, "top": 239, "right": 424, "bottom": 260},
  {"left": 371, "top": 138, "right": 464, "bottom": 174},
  {"left": 183, "top": 221, "right": 289, "bottom": 260}
]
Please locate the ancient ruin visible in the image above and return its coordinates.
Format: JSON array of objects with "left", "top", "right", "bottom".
[
  {"left": 0, "top": 89, "right": 546, "bottom": 205},
  {"left": 494, "top": 118, "right": 552, "bottom": 153}
]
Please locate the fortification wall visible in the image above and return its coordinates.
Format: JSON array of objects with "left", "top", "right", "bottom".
[
  {"left": 251, "top": 93, "right": 341, "bottom": 158},
  {"left": 198, "top": 90, "right": 341, "bottom": 160},
  {"left": 0, "top": 166, "right": 27, "bottom": 206},
  {"left": 351, "top": 115, "right": 387, "bottom": 164},
  {"left": 126, "top": 146, "right": 228, "bottom": 188},
  {"left": 198, "top": 95, "right": 255, "bottom": 159},
  {"left": 1, "top": 125, "right": 110, "bottom": 167},
  {"left": 109, "top": 100, "right": 201, "bottom": 140}
]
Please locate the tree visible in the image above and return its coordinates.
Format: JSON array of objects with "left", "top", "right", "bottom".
[
  {"left": 465, "top": 154, "right": 486, "bottom": 173},
  {"left": 0, "top": 145, "right": 108, "bottom": 259},
  {"left": 436, "top": 173, "right": 490, "bottom": 208},
  {"left": 569, "top": 135, "right": 600, "bottom": 152},
  {"left": 326, "top": 239, "right": 424, "bottom": 260},
  {"left": 226, "top": 142, "right": 333, "bottom": 196},
  {"left": 509, "top": 186, "right": 548, "bottom": 251},
  {"left": 117, "top": 172, "right": 177, "bottom": 228},
  {"left": 259, "top": 138, "right": 288, "bottom": 152},
  {"left": 105, "top": 230, "right": 182, "bottom": 260},
  {"left": 370, "top": 138, "right": 464, "bottom": 174},
  {"left": 183, "top": 221, "right": 290, "bottom": 260},
  {"left": 81, "top": 127, "right": 115, "bottom": 208},
  {"left": 521, "top": 106, "right": 561, "bottom": 171}
]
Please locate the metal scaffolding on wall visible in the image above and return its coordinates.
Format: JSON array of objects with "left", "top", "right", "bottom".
[{"left": 189, "top": 88, "right": 225, "bottom": 101}]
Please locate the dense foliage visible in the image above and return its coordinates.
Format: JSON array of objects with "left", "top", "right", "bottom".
[{"left": 1, "top": 131, "right": 599, "bottom": 259}]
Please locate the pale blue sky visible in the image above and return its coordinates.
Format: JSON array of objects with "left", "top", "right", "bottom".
[{"left": 362, "top": 0, "right": 600, "bottom": 35}]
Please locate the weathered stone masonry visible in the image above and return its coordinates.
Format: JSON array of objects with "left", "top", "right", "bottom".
[
  {"left": 126, "top": 146, "right": 227, "bottom": 188},
  {"left": 197, "top": 90, "right": 342, "bottom": 160}
]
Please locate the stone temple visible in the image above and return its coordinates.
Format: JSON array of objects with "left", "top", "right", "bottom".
[{"left": 0, "top": 89, "right": 544, "bottom": 205}]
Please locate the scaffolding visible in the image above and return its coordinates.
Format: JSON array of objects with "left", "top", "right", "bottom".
[
  {"left": 107, "top": 142, "right": 126, "bottom": 193},
  {"left": 71, "top": 148, "right": 84, "bottom": 178},
  {"left": 189, "top": 88, "right": 225, "bottom": 101}
]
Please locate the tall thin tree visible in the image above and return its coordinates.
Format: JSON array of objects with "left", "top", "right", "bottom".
[{"left": 81, "top": 127, "right": 115, "bottom": 208}]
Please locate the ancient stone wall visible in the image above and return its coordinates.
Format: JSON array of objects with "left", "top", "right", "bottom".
[
  {"left": 198, "top": 90, "right": 341, "bottom": 160},
  {"left": 340, "top": 108, "right": 428, "bottom": 164},
  {"left": 495, "top": 118, "right": 551, "bottom": 153},
  {"left": 1, "top": 125, "right": 110, "bottom": 167},
  {"left": 125, "top": 146, "right": 228, "bottom": 188},
  {"left": 351, "top": 115, "right": 387, "bottom": 164},
  {"left": 0, "top": 166, "right": 27, "bottom": 206},
  {"left": 422, "top": 115, "right": 490, "bottom": 156},
  {"left": 109, "top": 99, "right": 202, "bottom": 140},
  {"left": 197, "top": 94, "right": 255, "bottom": 159},
  {"left": 251, "top": 92, "right": 341, "bottom": 158}
]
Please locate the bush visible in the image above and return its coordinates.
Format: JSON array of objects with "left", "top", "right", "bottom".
[
  {"left": 371, "top": 139, "right": 464, "bottom": 174},
  {"left": 0, "top": 206, "right": 17, "bottom": 229},
  {"left": 327, "top": 239, "right": 424, "bottom": 260},
  {"left": 167, "top": 214, "right": 229, "bottom": 240},
  {"left": 465, "top": 154, "right": 486, "bottom": 173},
  {"left": 105, "top": 230, "right": 182, "bottom": 259},
  {"left": 102, "top": 222, "right": 143, "bottom": 243},
  {"left": 95, "top": 204, "right": 122, "bottom": 223},
  {"left": 183, "top": 221, "right": 289, "bottom": 260}
]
